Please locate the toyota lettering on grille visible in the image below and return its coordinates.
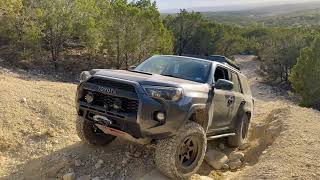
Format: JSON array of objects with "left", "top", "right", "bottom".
[{"left": 97, "top": 86, "right": 117, "bottom": 95}]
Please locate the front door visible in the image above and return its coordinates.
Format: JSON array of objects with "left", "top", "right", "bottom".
[{"left": 210, "top": 66, "right": 235, "bottom": 130}]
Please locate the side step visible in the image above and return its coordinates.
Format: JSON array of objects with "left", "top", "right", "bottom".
[{"left": 207, "top": 133, "right": 235, "bottom": 140}]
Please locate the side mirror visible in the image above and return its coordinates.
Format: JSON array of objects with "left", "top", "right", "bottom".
[
  {"left": 214, "top": 79, "right": 234, "bottom": 91},
  {"left": 128, "top": 65, "right": 136, "bottom": 71}
]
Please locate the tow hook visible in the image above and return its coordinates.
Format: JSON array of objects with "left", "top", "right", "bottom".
[{"left": 93, "top": 115, "right": 112, "bottom": 126}]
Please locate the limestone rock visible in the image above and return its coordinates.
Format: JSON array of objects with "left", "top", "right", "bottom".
[
  {"left": 229, "top": 151, "right": 245, "bottom": 162},
  {"left": 63, "top": 172, "right": 75, "bottom": 180},
  {"left": 205, "top": 149, "right": 228, "bottom": 170},
  {"left": 229, "top": 160, "right": 242, "bottom": 170}
]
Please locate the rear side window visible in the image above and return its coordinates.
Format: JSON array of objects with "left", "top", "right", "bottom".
[
  {"left": 230, "top": 71, "right": 242, "bottom": 93},
  {"left": 239, "top": 74, "right": 252, "bottom": 95}
]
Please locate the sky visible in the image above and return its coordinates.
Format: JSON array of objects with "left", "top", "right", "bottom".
[{"left": 154, "top": 0, "right": 319, "bottom": 12}]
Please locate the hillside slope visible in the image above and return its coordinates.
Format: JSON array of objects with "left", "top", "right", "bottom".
[{"left": 1, "top": 56, "right": 320, "bottom": 180}]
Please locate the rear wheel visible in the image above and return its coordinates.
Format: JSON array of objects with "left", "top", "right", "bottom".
[
  {"left": 228, "top": 114, "right": 249, "bottom": 147},
  {"left": 154, "top": 122, "right": 207, "bottom": 179},
  {"left": 76, "top": 117, "right": 116, "bottom": 146}
]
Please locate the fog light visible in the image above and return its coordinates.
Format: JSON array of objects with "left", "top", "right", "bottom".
[
  {"left": 155, "top": 112, "right": 166, "bottom": 121},
  {"left": 85, "top": 92, "right": 94, "bottom": 103}
]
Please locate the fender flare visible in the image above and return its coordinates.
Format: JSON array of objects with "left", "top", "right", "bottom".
[
  {"left": 186, "top": 104, "right": 210, "bottom": 131},
  {"left": 232, "top": 104, "right": 252, "bottom": 131}
]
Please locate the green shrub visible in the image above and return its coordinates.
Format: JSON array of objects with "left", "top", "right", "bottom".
[{"left": 290, "top": 37, "right": 320, "bottom": 108}]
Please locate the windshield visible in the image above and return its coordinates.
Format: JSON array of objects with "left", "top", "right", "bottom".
[{"left": 135, "top": 56, "right": 212, "bottom": 83}]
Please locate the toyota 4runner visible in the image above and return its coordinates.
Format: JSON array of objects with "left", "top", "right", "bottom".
[{"left": 75, "top": 55, "right": 253, "bottom": 179}]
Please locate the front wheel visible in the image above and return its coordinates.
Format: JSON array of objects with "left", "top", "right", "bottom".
[
  {"left": 228, "top": 114, "right": 250, "bottom": 147},
  {"left": 154, "top": 122, "right": 207, "bottom": 179}
]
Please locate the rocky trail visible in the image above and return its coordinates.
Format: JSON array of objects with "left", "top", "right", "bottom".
[{"left": 0, "top": 56, "right": 320, "bottom": 180}]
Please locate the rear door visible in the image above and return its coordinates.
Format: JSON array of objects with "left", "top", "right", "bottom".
[
  {"left": 228, "top": 71, "right": 245, "bottom": 124},
  {"left": 210, "top": 66, "right": 234, "bottom": 129}
]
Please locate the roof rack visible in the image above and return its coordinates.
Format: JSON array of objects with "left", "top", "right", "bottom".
[{"left": 182, "top": 54, "right": 241, "bottom": 71}]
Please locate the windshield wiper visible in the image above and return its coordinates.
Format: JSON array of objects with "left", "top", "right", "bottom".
[
  {"left": 128, "top": 69, "right": 153, "bottom": 75},
  {"left": 160, "top": 73, "right": 180, "bottom": 79}
]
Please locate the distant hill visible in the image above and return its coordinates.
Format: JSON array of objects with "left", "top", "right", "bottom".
[
  {"left": 162, "top": 2, "right": 320, "bottom": 27},
  {"left": 202, "top": 7, "right": 320, "bottom": 27}
]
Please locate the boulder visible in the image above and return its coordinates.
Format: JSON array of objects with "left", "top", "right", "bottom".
[
  {"left": 229, "top": 151, "right": 245, "bottom": 162},
  {"left": 229, "top": 160, "right": 242, "bottom": 170},
  {"left": 205, "top": 149, "right": 228, "bottom": 170},
  {"left": 239, "top": 143, "right": 250, "bottom": 150}
]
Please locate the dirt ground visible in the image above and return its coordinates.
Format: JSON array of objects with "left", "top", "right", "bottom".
[{"left": 0, "top": 56, "right": 319, "bottom": 180}]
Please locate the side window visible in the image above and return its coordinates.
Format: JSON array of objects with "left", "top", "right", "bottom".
[
  {"left": 214, "top": 66, "right": 230, "bottom": 82},
  {"left": 230, "top": 71, "right": 242, "bottom": 93},
  {"left": 239, "top": 75, "right": 252, "bottom": 95}
]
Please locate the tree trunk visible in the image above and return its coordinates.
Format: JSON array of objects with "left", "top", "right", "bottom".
[{"left": 116, "top": 33, "right": 121, "bottom": 69}]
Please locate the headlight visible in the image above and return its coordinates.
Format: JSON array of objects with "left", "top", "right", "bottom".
[
  {"left": 143, "top": 86, "right": 183, "bottom": 101},
  {"left": 80, "top": 71, "right": 92, "bottom": 82}
]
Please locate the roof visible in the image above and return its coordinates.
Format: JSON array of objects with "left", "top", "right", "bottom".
[{"left": 155, "top": 55, "right": 241, "bottom": 73}]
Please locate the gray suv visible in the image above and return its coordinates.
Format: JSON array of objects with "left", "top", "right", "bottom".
[{"left": 75, "top": 55, "right": 253, "bottom": 179}]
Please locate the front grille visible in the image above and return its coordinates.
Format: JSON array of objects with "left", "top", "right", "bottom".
[
  {"left": 87, "top": 77, "right": 136, "bottom": 93},
  {"left": 81, "top": 90, "right": 139, "bottom": 114}
]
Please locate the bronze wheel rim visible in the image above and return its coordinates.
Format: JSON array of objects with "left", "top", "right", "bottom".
[{"left": 178, "top": 136, "right": 199, "bottom": 168}]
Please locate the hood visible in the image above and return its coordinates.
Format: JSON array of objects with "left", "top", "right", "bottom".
[{"left": 92, "top": 69, "right": 210, "bottom": 92}]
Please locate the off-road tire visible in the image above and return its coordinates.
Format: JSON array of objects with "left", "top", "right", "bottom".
[
  {"left": 228, "top": 113, "right": 249, "bottom": 147},
  {"left": 76, "top": 117, "right": 116, "bottom": 146},
  {"left": 154, "top": 122, "right": 207, "bottom": 179}
]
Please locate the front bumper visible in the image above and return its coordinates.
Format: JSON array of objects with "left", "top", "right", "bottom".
[{"left": 76, "top": 76, "right": 192, "bottom": 140}]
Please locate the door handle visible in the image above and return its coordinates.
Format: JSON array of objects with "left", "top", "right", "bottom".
[
  {"left": 241, "top": 99, "right": 246, "bottom": 105},
  {"left": 227, "top": 96, "right": 235, "bottom": 105}
]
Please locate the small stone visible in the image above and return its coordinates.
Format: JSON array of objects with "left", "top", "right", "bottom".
[
  {"left": 68, "top": 168, "right": 74, "bottom": 173},
  {"left": 95, "top": 159, "right": 104, "bottom": 169},
  {"left": 129, "top": 144, "right": 134, "bottom": 151},
  {"left": 75, "top": 159, "right": 81, "bottom": 167},
  {"left": 134, "top": 151, "right": 141, "bottom": 158},
  {"left": 63, "top": 172, "right": 75, "bottom": 180},
  {"left": 205, "top": 149, "right": 228, "bottom": 170},
  {"left": 229, "top": 160, "right": 242, "bottom": 170},
  {"left": 76, "top": 175, "right": 90, "bottom": 180},
  {"left": 222, "top": 164, "right": 229, "bottom": 170},
  {"left": 21, "top": 98, "right": 27, "bottom": 103},
  {"left": 125, "top": 152, "right": 131, "bottom": 158},
  {"left": 121, "top": 158, "right": 129, "bottom": 166},
  {"left": 218, "top": 143, "right": 225, "bottom": 150},
  {"left": 229, "top": 152, "right": 245, "bottom": 162},
  {"left": 91, "top": 177, "right": 100, "bottom": 180},
  {"left": 262, "top": 150, "right": 268, "bottom": 154},
  {"left": 52, "top": 139, "right": 59, "bottom": 144}
]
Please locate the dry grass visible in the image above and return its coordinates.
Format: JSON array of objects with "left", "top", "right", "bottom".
[{"left": 0, "top": 68, "right": 79, "bottom": 176}]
